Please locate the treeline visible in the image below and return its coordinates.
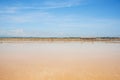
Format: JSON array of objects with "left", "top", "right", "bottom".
[{"left": 0, "top": 37, "right": 120, "bottom": 39}]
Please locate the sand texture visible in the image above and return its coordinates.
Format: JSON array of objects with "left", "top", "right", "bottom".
[{"left": 0, "top": 41, "right": 120, "bottom": 80}]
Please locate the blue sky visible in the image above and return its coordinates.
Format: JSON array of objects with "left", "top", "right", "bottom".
[{"left": 0, "top": 0, "right": 120, "bottom": 37}]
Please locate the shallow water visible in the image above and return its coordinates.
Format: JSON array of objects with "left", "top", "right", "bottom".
[{"left": 0, "top": 41, "right": 120, "bottom": 80}]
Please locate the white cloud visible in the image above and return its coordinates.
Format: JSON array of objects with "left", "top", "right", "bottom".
[
  {"left": 0, "top": 28, "right": 73, "bottom": 37},
  {"left": 0, "top": 0, "right": 83, "bottom": 14},
  {"left": 0, "top": 11, "right": 51, "bottom": 23},
  {"left": 1, "top": 10, "right": 120, "bottom": 27},
  {"left": 43, "top": 0, "right": 82, "bottom": 8},
  {"left": 0, "top": 6, "right": 19, "bottom": 14},
  {"left": 10, "top": 29, "right": 24, "bottom": 34},
  {"left": 0, "top": 29, "right": 26, "bottom": 37}
]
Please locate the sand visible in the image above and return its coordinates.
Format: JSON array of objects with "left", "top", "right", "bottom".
[{"left": 0, "top": 41, "right": 120, "bottom": 80}]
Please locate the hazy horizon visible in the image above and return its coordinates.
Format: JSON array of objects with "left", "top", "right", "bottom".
[{"left": 0, "top": 36, "right": 120, "bottom": 38}]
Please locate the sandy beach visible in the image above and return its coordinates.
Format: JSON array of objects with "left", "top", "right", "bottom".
[
  {"left": 0, "top": 40, "right": 120, "bottom": 80},
  {"left": 0, "top": 0, "right": 120, "bottom": 79}
]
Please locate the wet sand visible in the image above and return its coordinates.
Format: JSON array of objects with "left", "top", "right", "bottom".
[{"left": 0, "top": 41, "right": 120, "bottom": 80}]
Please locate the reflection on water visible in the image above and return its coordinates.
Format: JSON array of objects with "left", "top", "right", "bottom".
[{"left": 0, "top": 41, "right": 120, "bottom": 80}]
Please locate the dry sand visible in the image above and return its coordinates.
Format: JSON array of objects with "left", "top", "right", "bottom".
[{"left": 0, "top": 41, "right": 120, "bottom": 80}]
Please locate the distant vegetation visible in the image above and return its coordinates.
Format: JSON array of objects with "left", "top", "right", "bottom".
[{"left": 0, "top": 37, "right": 120, "bottom": 42}]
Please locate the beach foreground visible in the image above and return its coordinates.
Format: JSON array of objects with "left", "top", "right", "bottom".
[{"left": 0, "top": 41, "right": 120, "bottom": 80}]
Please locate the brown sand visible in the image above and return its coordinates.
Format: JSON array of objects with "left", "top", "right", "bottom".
[{"left": 0, "top": 41, "right": 120, "bottom": 80}]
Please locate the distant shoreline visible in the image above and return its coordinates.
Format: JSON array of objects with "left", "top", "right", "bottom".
[{"left": 0, "top": 37, "right": 120, "bottom": 42}]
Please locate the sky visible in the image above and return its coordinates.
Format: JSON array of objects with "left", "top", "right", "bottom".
[{"left": 0, "top": 0, "right": 120, "bottom": 37}]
